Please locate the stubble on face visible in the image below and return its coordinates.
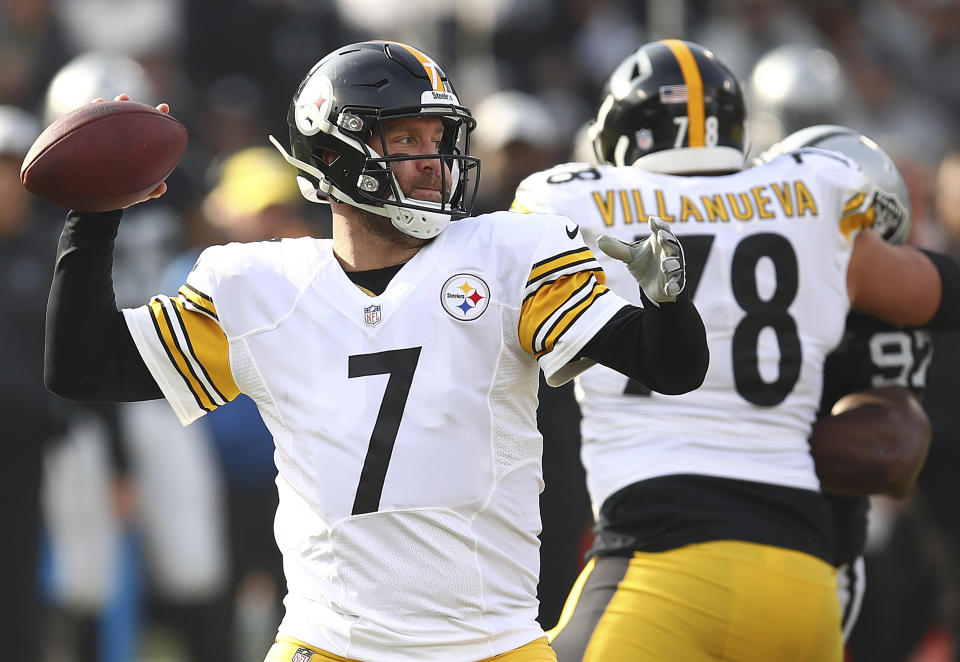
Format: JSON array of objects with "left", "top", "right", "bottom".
[{"left": 353, "top": 206, "right": 430, "bottom": 250}]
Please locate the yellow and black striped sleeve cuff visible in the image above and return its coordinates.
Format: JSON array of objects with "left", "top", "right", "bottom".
[
  {"left": 519, "top": 247, "right": 610, "bottom": 357},
  {"left": 146, "top": 294, "right": 239, "bottom": 413}
]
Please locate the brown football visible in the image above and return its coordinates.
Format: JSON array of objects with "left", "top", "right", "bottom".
[{"left": 20, "top": 101, "right": 188, "bottom": 212}]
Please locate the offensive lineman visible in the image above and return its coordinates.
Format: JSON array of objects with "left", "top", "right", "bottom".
[
  {"left": 512, "top": 40, "right": 960, "bottom": 661},
  {"left": 42, "top": 41, "right": 708, "bottom": 662}
]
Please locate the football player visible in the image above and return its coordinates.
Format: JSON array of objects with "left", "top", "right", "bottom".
[
  {"left": 512, "top": 39, "right": 960, "bottom": 661},
  {"left": 42, "top": 41, "right": 709, "bottom": 662},
  {"left": 758, "top": 125, "right": 933, "bottom": 642}
]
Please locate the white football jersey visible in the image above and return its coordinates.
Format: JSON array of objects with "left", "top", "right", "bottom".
[
  {"left": 513, "top": 150, "right": 873, "bottom": 517},
  {"left": 123, "top": 210, "right": 628, "bottom": 661}
]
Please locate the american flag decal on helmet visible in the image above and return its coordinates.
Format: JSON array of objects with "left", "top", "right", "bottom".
[{"left": 659, "top": 85, "right": 688, "bottom": 104}]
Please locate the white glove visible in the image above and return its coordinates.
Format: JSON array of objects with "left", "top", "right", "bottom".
[{"left": 597, "top": 216, "right": 686, "bottom": 305}]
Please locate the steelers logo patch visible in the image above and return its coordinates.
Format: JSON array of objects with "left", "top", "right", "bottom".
[{"left": 440, "top": 274, "right": 490, "bottom": 321}]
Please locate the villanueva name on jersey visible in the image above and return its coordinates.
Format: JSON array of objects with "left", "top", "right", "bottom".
[{"left": 591, "top": 179, "right": 819, "bottom": 227}]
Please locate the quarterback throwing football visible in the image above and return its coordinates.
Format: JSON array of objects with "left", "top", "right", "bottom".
[{"left": 43, "top": 41, "right": 709, "bottom": 662}]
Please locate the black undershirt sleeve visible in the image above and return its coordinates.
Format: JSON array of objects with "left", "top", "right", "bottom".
[
  {"left": 921, "top": 249, "right": 960, "bottom": 330},
  {"left": 577, "top": 289, "right": 709, "bottom": 395},
  {"left": 44, "top": 210, "right": 163, "bottom": 402}
]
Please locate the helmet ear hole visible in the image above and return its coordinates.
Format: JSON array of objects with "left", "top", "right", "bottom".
[{"left": 314, "top": 147, "right": 340, "bottom": 166}]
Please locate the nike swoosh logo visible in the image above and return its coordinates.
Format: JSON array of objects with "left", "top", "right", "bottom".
[{"left": 566, "top": 225, "right": 579, "bottom": 239}]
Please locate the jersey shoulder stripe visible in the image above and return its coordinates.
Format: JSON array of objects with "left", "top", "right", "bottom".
[
  {"left": 839, "top": 191, "right": 876, "bottom": 241},
  {"left": 146, "top": 295, "right": 238, "bottom": 411},
  {"left": 526, "top": 247, "right": 600, "bottom": 293},
  {"left": 179, "top": 284, "right": 218, "bottom": 321},
  {"left": 520, "top": 271, "right": 609, "bottom": 355}
]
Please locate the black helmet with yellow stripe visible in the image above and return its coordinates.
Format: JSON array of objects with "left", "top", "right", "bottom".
[
  {"left": 590, "top": 39, "right": 747, "bottom": 174},
  {"left": 270, "top": 41, "right": 480, "bottom": 239}
]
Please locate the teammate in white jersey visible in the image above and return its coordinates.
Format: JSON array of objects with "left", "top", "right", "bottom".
[
  {"left": 512, "top": 39, "right": 960, "bottom": 662},
  {"left": 42, "top": 42, "right": 709, "bottom": 662}
]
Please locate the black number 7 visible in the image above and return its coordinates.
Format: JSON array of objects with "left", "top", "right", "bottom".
[{"left": 348, "top": 347, "right": 422, "bottom": 515}]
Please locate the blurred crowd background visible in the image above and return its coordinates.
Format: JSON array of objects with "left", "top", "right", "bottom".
[{"left": 3, "top": 0, "right": 960, "bottom": 661}]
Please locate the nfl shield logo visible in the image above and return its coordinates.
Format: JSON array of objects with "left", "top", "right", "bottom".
[
  {"left": 636, "top": 129, "right": 654, "bottom": 152},
  {"left": 292, "top": 648, "right": 313, "bottom": 662},
  {"left": 363, "top": 304, "right": 382, "bottom": 326}
]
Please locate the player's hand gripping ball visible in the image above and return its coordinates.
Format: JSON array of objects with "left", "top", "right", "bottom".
[{"left": 20, "top": 100, "right": 186, "bottom": 212}]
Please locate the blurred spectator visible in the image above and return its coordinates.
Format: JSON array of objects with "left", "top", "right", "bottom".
[
  {"left": 38, "top": 51, "right": 232, "bottom": 662},
  {"left": 470, "top": 89, "right": 566, "bottom": 214},
  {"left": 840, "top": 45, "right": 956, "bottom": 167},
  {"left": 745, "top": 43, "right": 849, "bottom": 156},
  {"left": 859, "top": 0, "right": 960, "bottom": 113},
  {"left": 911, "top": 148, "right": 960, "bottom": 654},
  {"left": 52, "top": 0, "right": 184, "bottom": 59},
  {"left": 693, "top": 0, "right": 822, "bottom": 81},
  {"left": 847, "top": 494, "right": 959, "bottom": 662},
  {"left": 0, "top": 103, "right": 67, "bottom": 662},
  {"left": 0, "top": 0, "right": 70, "bottom": 107},
  {"left": 201, "top": 146, "right": 322, "bottom": 242}
]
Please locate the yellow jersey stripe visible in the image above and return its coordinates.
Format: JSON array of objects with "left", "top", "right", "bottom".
[
  {"left": 662, "top": 39, "right": 705, "bottom": 147},
  {"left": 519, "top": 271, "right": 608, "bottom": 354},
  {"left": 534, "top": 284, "right": 609, "bottom": 358},
  {"left": 546, "top": 557, "right": 597, "bottom": 643},
  {"left": 527, "top": 247, "right": 596, "bottom": 286},
  {"left": 170, "top": 300, "right": 239, "bottom": 403},
  {"left": 355, "top": 284, "right": 377, "bottom": 298},
  {"left": 840, "top": 209, "right": 875, "bottom": 242},
  {"left": 179, "top": 284, "right": 218, "bottom": 320},
  {"left": 510, "top": 199, "right": 533, "bottom": 214},
  {"left": 843, "top": 192, "right": 867, "bottom": 214},
  {"left": 149, "top": 299, "right": 216, "bottom": 412}
]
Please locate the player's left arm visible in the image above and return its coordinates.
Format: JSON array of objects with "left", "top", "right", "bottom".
[
  {"left": 810, "top": 386, "right": 930, "bottom": 498},
  {"left": 580, "top": 216, "right": 708, "bottom": 394},
  {"left": 519, "top": 214, "right": 708, "bottom": 394}
]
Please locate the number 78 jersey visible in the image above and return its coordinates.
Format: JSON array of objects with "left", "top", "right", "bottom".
[
  {"left": 513, "top": 150, "right": 874, "bottom": 514},
  {"left": 121, "top": 211, "right": 627, "bottom": 660}
]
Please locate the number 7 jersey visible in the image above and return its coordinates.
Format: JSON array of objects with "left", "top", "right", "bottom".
[
  {"left": 513, "top": 150, "right": 873, "bottom": 516},
  {"left": 121, "top": 210, "right": 628, "bottom": 661}
]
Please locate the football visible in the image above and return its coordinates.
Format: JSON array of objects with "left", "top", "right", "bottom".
[{"left": 20, "top": 101, "right": 188, "bottom": 212}]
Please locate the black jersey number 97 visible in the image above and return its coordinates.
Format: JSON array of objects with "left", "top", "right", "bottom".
[{"left": 623, "top": 232, "right": 801, "bottom": 406}]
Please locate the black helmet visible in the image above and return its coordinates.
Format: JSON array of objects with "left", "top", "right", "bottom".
[
  {"left": 270, "top": 41, "right": 480, "bottom": 239},
  {"left": 758, "top": 125, "right": 911, "bottom": 244},
  {"left": 590, "top": 39, "right": 747, "bottom": 174}
]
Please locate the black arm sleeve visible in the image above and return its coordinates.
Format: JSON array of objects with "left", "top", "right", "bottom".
[
  {"left": 921, "top": 249, "right": 960, "bottom": 330},
  {"left": 44, "top": 211, "right": 163, "bottom": 402},
  {"left": 578, "top": 289, "right": 709, "bottom": 395}
]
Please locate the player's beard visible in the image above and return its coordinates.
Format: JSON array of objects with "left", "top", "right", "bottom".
[
  {"left": 354, "top": 207, "right": 432, "bottom": 249},
  {"left": 353, "top": 170, "right": 449, "bottom": 248}
]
